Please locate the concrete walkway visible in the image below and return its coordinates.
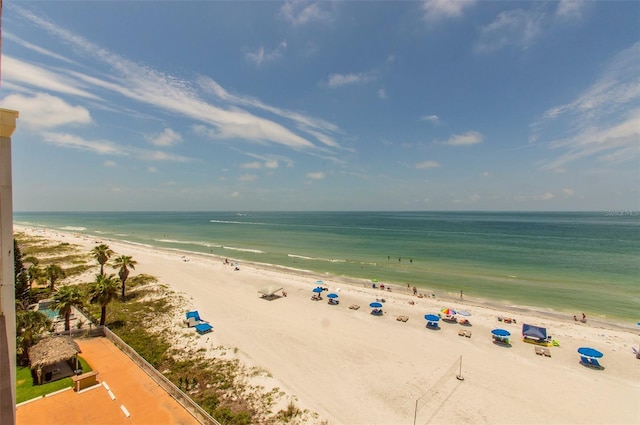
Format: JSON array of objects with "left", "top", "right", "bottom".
[{"left": 17, "top": 337, "right": 199, "bottom": 425}]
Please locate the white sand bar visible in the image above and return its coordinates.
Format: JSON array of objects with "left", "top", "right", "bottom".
[{"left": 17, "top": 225, "right": 640, "bottom": 424}]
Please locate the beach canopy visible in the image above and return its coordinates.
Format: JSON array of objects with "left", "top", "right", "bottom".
[
  {"left": 186, "top": 310, "right": 201, "bottom": 321},
  {"left": 492, "top": 329, "right": 511, "bottom": 337},
  {"left": 457, "top": 310, "right": 472, "bottom": 316},
  {"left": 258, "top": 285, "right": 283, "bottom": 297},
  {"left": 312, "top": 287, "right": 324, "bottom": 293},
  {"left": 29, "top": 336, "right": 80, "bottom": 370},
  {"left": 327, "top": 293, "right": 339, "bottom": 299},
  {"left": 441, "top": 308, "right": 456, "bottom": 315},
  {"left": 424, "top": 314, "right": 440, "bottom": 322},
  {"left": 577, "top": 347, "right": 603, "bottom": 359},
  {"left": 522, "top": 323, "right": 547, "bottom": 340},
  {"left": 370, "top": 302, "right": 383, "bottom": 309}
]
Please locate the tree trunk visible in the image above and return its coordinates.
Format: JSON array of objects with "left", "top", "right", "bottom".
[{"left": 100, "top": 305, "right": 107, "bottom": 326}]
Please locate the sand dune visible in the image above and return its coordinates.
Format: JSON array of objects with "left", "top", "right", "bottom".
[{"left": 17, "top": 225, "right": 640, "bottom": 424}]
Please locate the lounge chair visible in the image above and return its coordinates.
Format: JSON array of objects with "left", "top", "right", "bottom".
[
  {"left": 349, "top": 304, "right": 360, "bottom": 310},
  {"left": 542, "top": 348, "right": 552, "bottom": 357},
  {"left": 426, "top": 322, "right": 439, "bottom": 330},
  {"left": 186, "top": 317, "right": 203, "bottom": 328},
  {"left": 328, "top": 299, "right": 339, "bottom": 305},
  {"left": 371, "top": 309, "right": 383, "bottom": 316},
  {"left": 465, "top": 330, "right": 472, "bottom": 338},
  {"left": 458, "top": 329, "right": 466, "bottom": 337},
  {"left": 458, "top": 318, "right": 471, "bottom": 326},
  {"left": 311, "top": 294, "right": 321, "bottom": 301},
  {"left": 396, "top": 315, "right": 408, "bottom": 322},
  {"left": 194, "top": 323, "right": 213, "bottom": 335},
  {"left": 535, "top": 347, "right": 545, "bottom": 355}
]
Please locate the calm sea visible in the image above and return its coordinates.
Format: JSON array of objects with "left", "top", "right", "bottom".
[{"left": 13, "top": 211, "right": 640, "bottom": 323}]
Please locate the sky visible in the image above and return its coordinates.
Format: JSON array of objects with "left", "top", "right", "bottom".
[{"left": 1, "top": 1, "right": 639, "bottom": 212}]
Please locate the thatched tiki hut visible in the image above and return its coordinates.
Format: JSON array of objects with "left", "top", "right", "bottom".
[{"left": 28, "top": 336, "right": 81, "bottom": 385}]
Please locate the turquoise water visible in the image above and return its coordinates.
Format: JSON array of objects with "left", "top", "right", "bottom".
[
  {"left": 14, "top": 211, "right": 640, "bottom": 323},
  {"left": 38, "top": 308, "right": 58, "bottom": 320}
]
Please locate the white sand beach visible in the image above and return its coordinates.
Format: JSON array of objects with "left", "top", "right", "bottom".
[{"left": 16, "top": 225, "right": 640, "bottom": 424}]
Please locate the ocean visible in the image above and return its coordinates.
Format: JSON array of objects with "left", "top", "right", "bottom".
[{"left": 13, "top": 211, "right": 640, "bottom": 324}]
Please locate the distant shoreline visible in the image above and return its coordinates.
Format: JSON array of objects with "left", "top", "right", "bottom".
[{"left": 15, "top": 223, "right": 639, "bottom": 332}]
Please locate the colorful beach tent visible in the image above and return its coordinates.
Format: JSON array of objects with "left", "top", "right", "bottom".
[
  {"left": 522, "top": 324, "right": 547, "bottom": 341},
  {"left": 441, "top": 308, "right": 456, "bottom": 315}
]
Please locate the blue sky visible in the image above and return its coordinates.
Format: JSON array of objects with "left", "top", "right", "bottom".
[{"left": 1, "top": 1, "right": 638, "bottom": 211}]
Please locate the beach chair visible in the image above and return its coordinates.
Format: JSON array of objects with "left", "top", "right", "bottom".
[
  {"left": 542, "top": 348, "right": 552, "bottom": 357},
  {"left": 426, "top": 322, "right": 439, "bottom": 330},
  {"left": 194, "top": 323, "right": 213, "bottom": 335},
  {"left": 349, "top": 304, "right": 360, "bottom": 310},
  {"left": 465, "top": 330, "right": 472, "bottom": 338},
  {"left": 535, "top": 347, "right": 545, "bottom": 356},
  {"left": 458, "top": 329, "right": 466, "bottom": 337}
]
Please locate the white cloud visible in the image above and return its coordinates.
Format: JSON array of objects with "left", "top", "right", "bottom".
[
  {"left": 480, "top": 171, "right": 490, "bottom": 177},
  {"left": 148, "top": 128, "right": 183, "bottom": 147},
  {"left": 421, "top": 114, "right": 440, "bottom": 124},
  {"left": 104, "top": 160, "right": 117, "bottom": 168},
  {"left": 264, "top": 160, "right": 279, "bottom": 169},
  {"left": 239, "top": 174, "right": 257, "bottom": 182},
  {"left": 562, "top": 188, "right": 575, "bottom": 197},
  {"left": 535, "top": 42, "right": 640, "bottom": 170},
  {"left": 42, "top": 132, "right": 125, "bottom": 155},
  {"left": 422, "top": 0, "right": 476, "bottom": 23},
  {"left": 540, "top": 110, "right": 640, "bottom": 170},
  {"left": 245, "top": 41, "right": 287, "bottom": 67},
  {"left": 440, "top": 131, "right": 483, "bottom": 146},
  {"left": 306, "top": 171, "right": 325, "bottom": 179},
  {"left": 556, "top": 0, "right": 586, "bottom": 20},
  {"left": 13, "top": 8, "right": 337, "bottom": 154},
  {"left": 230, "top": 191, "right": 240, "bottom": 198},
  {"left": 0, "top": 93, "right": 91, "bottom": 129},
  {"left": 325, "top": 72, "right": 375, "bottom": 88},
  {"left": 475, "top": 8, "right": 544, "bottom": 53},
  {"left": 241, "top": 162, "right": 263, "bottom": 169},
  {"left": 3, "top": 32, "right": 76, "bottom": 64},
  {"left": 415, "top": 160, "right": 440, "bottom": 169},
  {"left": 378, "top": 88, "right": 387, "bottom": 99},
  {"left": 148, "top": 166, "right": 158, "bottom": 173},
  {"left": 2, "top": 56, "right": 99, "bottom": 99},
  {"left": 280, "top": 0, "right": 330, "bottom": 26}
]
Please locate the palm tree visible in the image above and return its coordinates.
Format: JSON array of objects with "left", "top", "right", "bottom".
[
  {"left": 52, "top": 285, "right": 84, "bottom": 331},
  {"left": 88, "top": 274, "right": 120, "bottom": 326},
  {"left": 16, "top": 310, "right": 51, "bottom": 365},
  {"left": 44, "top": 264, "right": 65, "bottom": 291},
  {"left": 112, "top": 255, "right": 137, "bottom": 300},
  {"left": 91, "top": 244, "right": 114, "bottom": 276},
  {"left": 27, "top": 263, "right": 42, "bottom": 290}
]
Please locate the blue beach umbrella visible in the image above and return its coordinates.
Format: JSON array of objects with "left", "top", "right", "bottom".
[
  {"left": 327, "top": 293, "right": 339, "bottom": 299},
  {"left": 424, "top": 314, "right": 440, "bottom": 322},
  {"left": 491, "top": 329, "right": 511, "bottom": 337},
  {"left": 577, "top": 347, "right": 603, "bottom": 359},
  {"left": 370, "top": 302, "right": 383, "bottom": 309},
  {"left": 312, "top": 287, "right": 323, "bottom": 294}
]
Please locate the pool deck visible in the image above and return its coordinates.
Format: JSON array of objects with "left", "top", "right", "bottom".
[{"left": 16, "top": 337, "right": 199, "bottom": 425}]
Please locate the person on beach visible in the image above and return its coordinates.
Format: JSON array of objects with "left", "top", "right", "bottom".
[
  {"left": 460, "top": 289, "right": 463, "bottom": 300},
  {"left": 413, "top": 286, "right": 417, "bottom": 296},
  {"left": 574, "top": 315, "right": 578, "bottom": 321}
]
